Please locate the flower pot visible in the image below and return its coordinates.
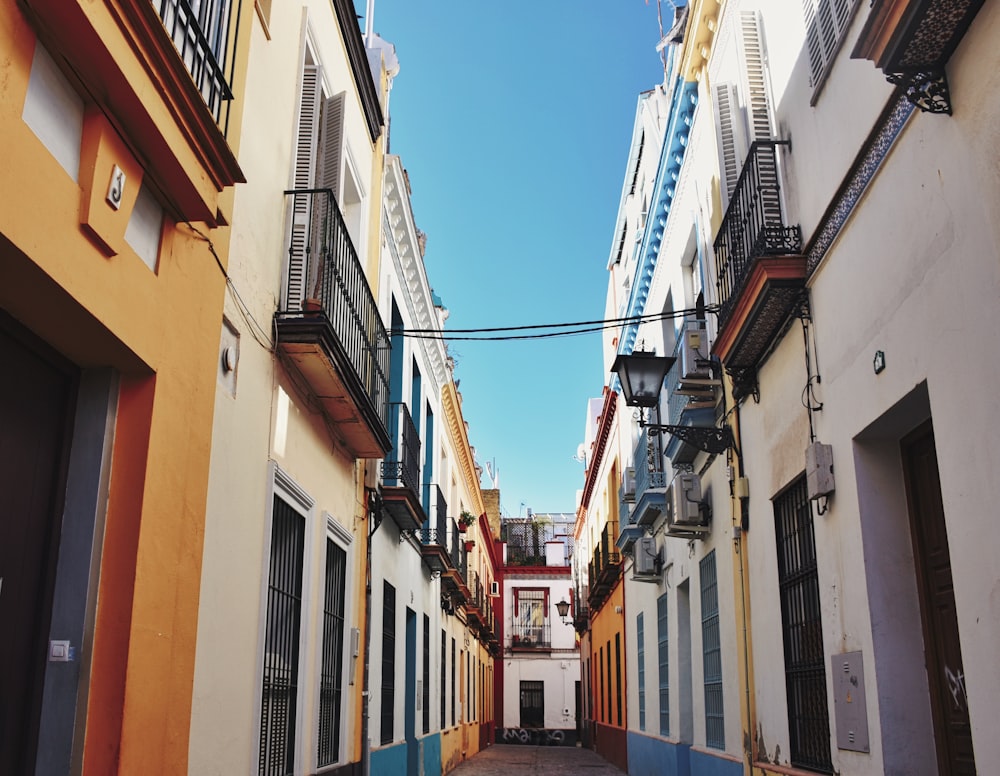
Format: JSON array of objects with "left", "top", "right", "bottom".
[{"left": 302, "top": 298, "right": 323, "bottom": 313}]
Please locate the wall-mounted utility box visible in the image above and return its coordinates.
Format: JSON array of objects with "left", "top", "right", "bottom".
[
  {"left": 832, "top": 651, "right": 870, "bottom": 752},
  {"left": 806, "top": 441, "right": 834, "bottom": 500}
]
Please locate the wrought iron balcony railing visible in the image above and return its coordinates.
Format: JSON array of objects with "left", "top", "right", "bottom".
[
  {"left": 418, "top": 484, "right": 447, "bottom": 545},
  {"left": 153, "top": 0, "right": 236, "bottom": 126},
  {"left": 383, "top": 403, "right": 421, "bottom": 494},
  {"left": 713, "top": 141, "right": 801, "bottom": 328},
  {"left": 510, "top": 620, "right": 552, "bottom": 649},
  {"left": 634, "top": 429, "right": 667, "bottom": 502}
]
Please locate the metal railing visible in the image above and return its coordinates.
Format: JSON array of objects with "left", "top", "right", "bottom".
[
  {"left": 634, "top": 429, "right": 667, "bottom": 500},
  {"left": 419, "top": 484, "right": 447, "bottom": 545},
  {"left": 713, "top": 141, "right": 801, "bottom": 327},
  {"left": 510, "top": 620, "right": 551, "bottom": 649},
  {"left": 281, "top": 188, "right": 390, "bottom": 432},
  {"left": 383, "top": 403, "right": 420, "bottom": 494},
  {"left": 152, "top": 0, "right": 238, "bottom": 127}
]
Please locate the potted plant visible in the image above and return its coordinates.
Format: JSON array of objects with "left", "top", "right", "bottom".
[{"left": 458, "top": 510, "right": 476, "bottom": 533}]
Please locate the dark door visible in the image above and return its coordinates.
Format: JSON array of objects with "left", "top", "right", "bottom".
[
  {"left": 519, "top": 680, "right": 544, "bottom": 729},
  {"left": 0, "top": 324, "right": 75, "bottom": 774},
  {"left": 404, "top": 608, "right": 417, "bottom": 775},
  {"left": 902, "top": 423, "right": 977, "bottom": 775}
]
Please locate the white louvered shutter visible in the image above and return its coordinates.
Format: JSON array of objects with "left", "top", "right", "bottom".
[
  {"left": 286, "top": 64, "right": 321, "bottom": 310},
  {"left": 317, "top": 93, "right": 345, "bottom": 202},
  {"left": 802, "top": 0, "right": 857, "bottom": 88},
  {"left": 737, "top": 11, "right": 772, "bottom": 144},
  {"left": 712, "top": 82, "right": 746, "bottom": 206}
]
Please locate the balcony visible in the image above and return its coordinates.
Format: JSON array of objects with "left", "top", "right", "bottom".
[
  {"left": 380, "top": 403, "right": 423, "bottom": 533},
  {"left": 510, "top": 620, "right": 552, "bottom": 651},
  {"left": 275, "top": 189, "right": 391, "bottom": 458},
  {"left": 442, "top": 530, "right": 469, "bottom": 605},
  {"left": 631, "top": 430, "right": 669, "bottom": 528},
  {"left": 418, "top": 485, "right": 449, "bottom": 573},
  {"left": 711, "top": 141, "right": 804, "bottom": 399},
  {"left": 663, "top": 322, "right": 720, "bottom": 465},
  {"left": 466, "top": 570, "right": 485, "bottom": 630},
  {"left": 852, "top": 0, "right": 987, "bottom": 115},
  {"left": 589, "top": 522, "right": 621, "bottom": 608},
  {"left": 153, "top": 0, "right": 235, "bottom": 125}
]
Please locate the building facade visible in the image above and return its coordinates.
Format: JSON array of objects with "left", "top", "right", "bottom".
[
  {"left": 499, "top": 513, "right": 580, "bottom": 747},
  {"left": 587, "top": 0, "right": 1000, "bottom": 775},
  {"left": 0, "top": 0, "right": 246, "bottom": 773}
]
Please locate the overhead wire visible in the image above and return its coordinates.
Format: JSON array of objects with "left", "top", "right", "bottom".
[{"left": 393, "top": 305, "right": 717, "bottom": 343}]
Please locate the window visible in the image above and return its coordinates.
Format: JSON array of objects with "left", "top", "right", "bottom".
[
  {"left": 422, "top": 614, "right": 430, "bottom": 734},
  {"left": 775, "top": 476, "right": 832, "bottom": 771},
  {"left": 615, "top": 633, "right": 623, "bottom": 726},
  {"left": 512, "top": 588, "right": 549, "bottom": 648},
  {"left": 657, "top": 592, "right": 669, "bottom": 737},
  {"left": 380, "top": 582, "right": 396, "bottom": 745},
  {"left": 701, "top": 551, "right": 724, "bottom": 749},
  {"left": 317, "top": 540, "right": 347, "bottom": 767},
  {"left": 606, "top": 640, "right": 613, "bottom": 723},
  {"left": 598, "top": 647, "right": 605, "bottom": 723},
  {"left": 440, "top": 630, "right": 446, "bottom": 730},
  {"left": 637, "top": 613, "right": 646, "bottom": 731},
  {"left": 259, "top": 494, "right": 305, "bottom": 776},
  {"left": 802, "top": 0, "right": 859, "bottom": 93},
  {"left": 450, "top": 638, "right": 456, "bottom": 726}
]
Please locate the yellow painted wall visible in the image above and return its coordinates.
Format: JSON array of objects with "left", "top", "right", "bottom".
[{"left": 0, "top": 2, "right": 244, "bottom": 772}]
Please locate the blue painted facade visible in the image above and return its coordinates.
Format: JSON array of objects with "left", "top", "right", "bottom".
[
  {"left": 370, "top": 733, "right": 442, "bottom": 776},
  {"left": 626, "top": 731, "right": 741, "bottom": 776}
]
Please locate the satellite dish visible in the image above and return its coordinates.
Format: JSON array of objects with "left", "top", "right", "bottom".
[{"left": 574, "top": 443, "right": 588, "bottom": 463}]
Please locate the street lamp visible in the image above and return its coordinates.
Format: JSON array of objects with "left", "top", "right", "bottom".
[
  {"left": 611, "top": 350, "right": 734, "bottom": 455},
  {"left": 555, "top": 598, "right": 571, "bottom": 625}
]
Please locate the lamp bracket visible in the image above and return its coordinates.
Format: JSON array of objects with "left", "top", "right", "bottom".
[{"left": 643, "top": 422, "right": 734, "bottom": 455}]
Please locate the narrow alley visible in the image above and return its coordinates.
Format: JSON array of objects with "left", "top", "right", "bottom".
[{"left": 450, "top": 745, "right": 625, "bottom": 776}]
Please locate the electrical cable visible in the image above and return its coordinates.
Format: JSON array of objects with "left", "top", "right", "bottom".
[
  {"left": 184, "top": 222, "right": 275, "bottom": 352},
  {"left": 392, "top": 305, "right": 716, "bottom": 343}
]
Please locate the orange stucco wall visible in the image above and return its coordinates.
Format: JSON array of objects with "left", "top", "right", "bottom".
[
  {"left": 0, "top": 3, "right": 237, "bottom": 773},
  {"left": 590, "top": 580, "right": 626, "bottom": 730}
]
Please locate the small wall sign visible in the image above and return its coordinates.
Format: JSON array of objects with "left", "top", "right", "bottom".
[{"left": 873, "top": 350, "right": 886, "bottom": 375}]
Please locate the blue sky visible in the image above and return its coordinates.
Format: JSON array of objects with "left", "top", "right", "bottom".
[{"left": 370, "top": 2, "right": 668, "bottom": 516}]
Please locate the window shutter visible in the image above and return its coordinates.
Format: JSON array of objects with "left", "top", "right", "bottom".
[
  {"left": 286, "top": 64, "right": 322, "bottom": 310},
  {"left": 712, "top": 81, "right": 745, "bottom": 205},
  {"left": 802, "top": 0, "right": 824, "bottom": 86},
  {"left": 317, "top": 92, "right": 345, "bottom": 202},
  {"left": 737, "top": 10, "right": 772, "bottom": 144},
  {"left": 802, "top": 0, "right": 857, "bottom": 87}
]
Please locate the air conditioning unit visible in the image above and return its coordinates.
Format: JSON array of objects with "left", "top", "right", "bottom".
[
  {"left": 489, "top": 580, "right": 500, "bottom": 597},
  {"left": 623, "top": 467, "right": 636, "bottom": 501},
  {"left": 679, "top": 321, "right": 712, "bottom": 381},
  {"left": 667, "top": 472, "right": 708, "bottom": 533},
  {"left": 633, "top": 536, "right": 662, "bottom": 577}
]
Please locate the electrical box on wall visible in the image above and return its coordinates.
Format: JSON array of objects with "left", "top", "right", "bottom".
[
  {"left": 832, "top": 651, "right": 870, "bottom": 752},
  {"left": 806, "top": 441, "right": 835, "bottom": 500}
]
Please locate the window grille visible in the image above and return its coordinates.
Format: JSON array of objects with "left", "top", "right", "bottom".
[
  {"left": 637, "top": 613, "right": 646, "bottom": 731},
  {"left": 380, "top": 582, "right": 396, "bottom": 745},
  {"left": 317, "top": 540, "right": 346, "bottom": 767},
  {"left": 775, "top": 476, "right": 833, "bottom": 772},
  {"left": 701, "top": 551, "right": 724, "bottom": 749},
  {"left": 657, "top": 592, "right": 669, "bottom": 737},
  {"left": 519, "top": 681, "right": 545, "bottom": 728},
  {"left": 259, "top": 496, "right": 304, "bottom": 776}
]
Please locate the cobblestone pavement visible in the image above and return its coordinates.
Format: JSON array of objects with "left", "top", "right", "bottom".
[{"left": 448, "top": 744, "right": 625, "bottom": 775}]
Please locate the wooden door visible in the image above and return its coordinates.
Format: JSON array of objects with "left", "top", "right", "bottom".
[
  {"left": 902, "top": 423, "right": 977, "bottom": 775},
  {"left": 0, "top": 324, "right": 75, "bottom": 774}
]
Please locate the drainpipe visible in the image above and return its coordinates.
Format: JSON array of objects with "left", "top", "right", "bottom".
[
  {"left": 732, "top": 399, "right": 755, "bottom": 776},
  {"left": 361, "top": 487, "right": 377, "bottom": 776}
]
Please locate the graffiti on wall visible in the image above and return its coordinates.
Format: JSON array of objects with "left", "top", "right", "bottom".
[{"left": 501, "top": 728, "right": 568, "bottom": 746}]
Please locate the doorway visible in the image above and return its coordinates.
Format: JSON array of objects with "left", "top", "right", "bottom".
[
  {"left": 0, "top": 323, "right": 75, "bottom": 774},
  {"left": 902, "top": 423, "right": 976, "bottom": 775},
  {"left": 519, "top": 680, "right": 544, "bottom": 729}
]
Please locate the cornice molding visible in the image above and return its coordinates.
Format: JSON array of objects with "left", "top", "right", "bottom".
[
  {"left": 580, "top": 388, "right": 617, "bottom": 511},
  {"left": 383, "top": 157, "right": 449, "bottom": 391},
  {"left": 441, "top": 383, "right": 486, "bottom": 517}
]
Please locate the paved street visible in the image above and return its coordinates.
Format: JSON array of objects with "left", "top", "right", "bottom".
[{"left": 449, "top": 745, "right": 625, "bottom": 775}]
